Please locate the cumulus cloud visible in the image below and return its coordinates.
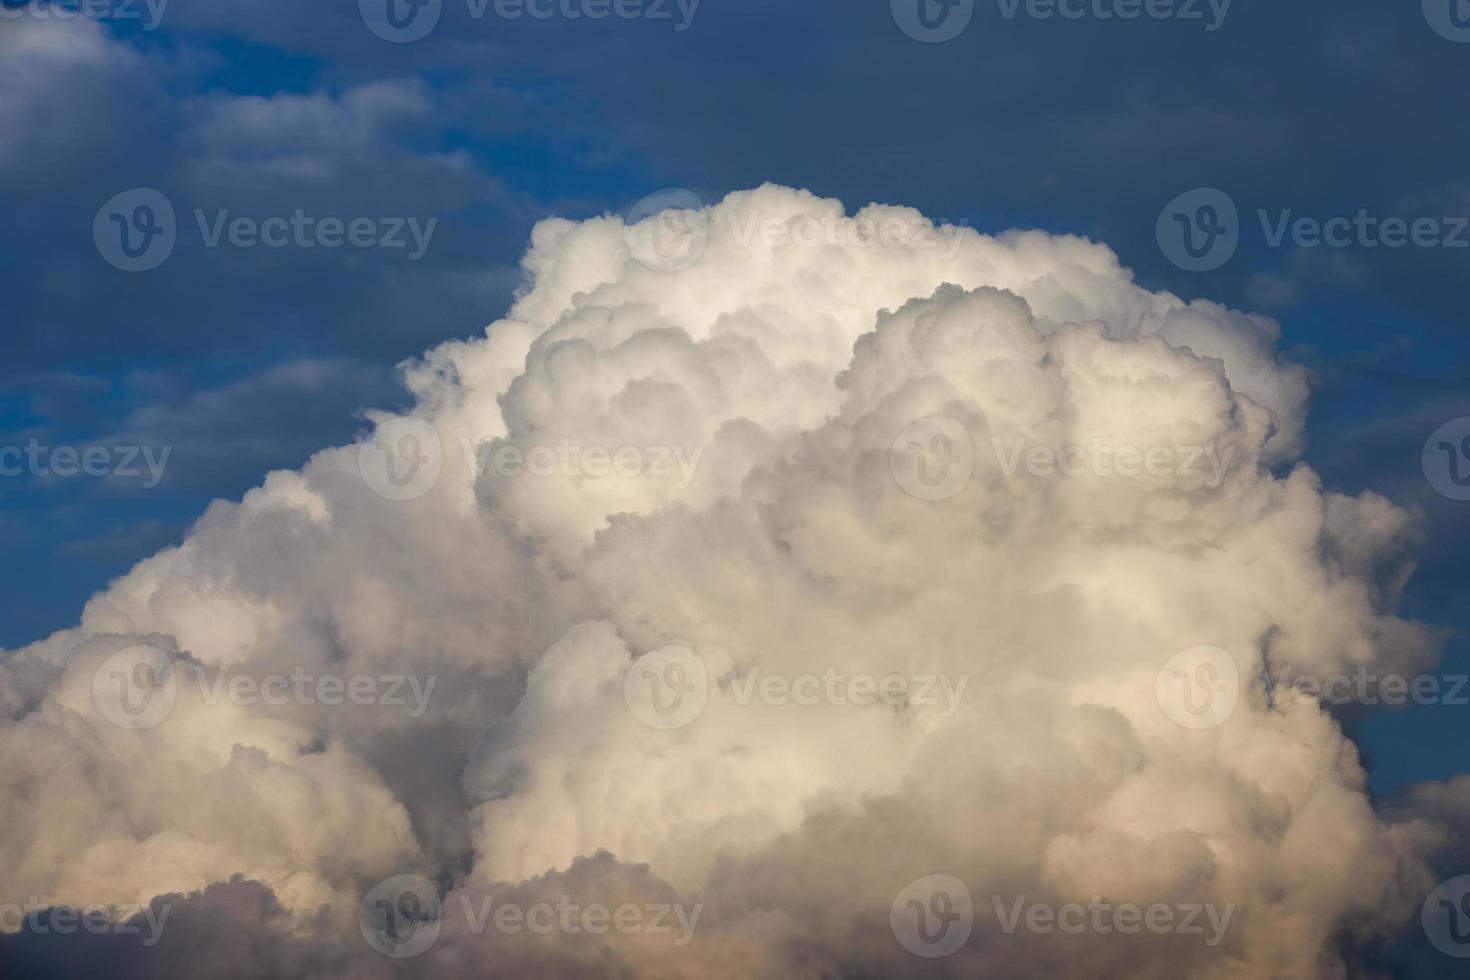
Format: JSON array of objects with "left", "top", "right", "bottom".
[{"left": 0, "top": 185, "right": 1461, "bottom": 976}]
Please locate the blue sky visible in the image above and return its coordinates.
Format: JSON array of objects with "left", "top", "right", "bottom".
[{"left": 2, "top": 0, "right": 1467, "bottom": 803}]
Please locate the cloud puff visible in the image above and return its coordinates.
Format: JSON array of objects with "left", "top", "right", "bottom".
[{"left": 0, "top": 185, "right": 1457, "bottom": 976}]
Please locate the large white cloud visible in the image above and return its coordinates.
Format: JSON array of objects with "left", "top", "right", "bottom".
[{"left": 0, "top": 185, "right": 1457, "bottom": 976}]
